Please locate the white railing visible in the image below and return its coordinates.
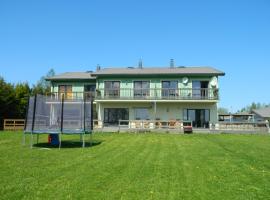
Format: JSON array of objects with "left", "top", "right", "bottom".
[
  {"left": 218, "top": 121, "right": 269, "bottom": 132},
  {"left": 93, "top": 120, "right": 104, "bottom": 130},
  {"left": 92, "top": 120, "right": 270, "bottom": 133},
  {"left": 118, "top": 120, "right": 192, "bottom": 131}
]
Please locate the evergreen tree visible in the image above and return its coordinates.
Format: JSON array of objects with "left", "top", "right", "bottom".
[{"left": 32, "top": 69, "right": 55, "bottom": 95}]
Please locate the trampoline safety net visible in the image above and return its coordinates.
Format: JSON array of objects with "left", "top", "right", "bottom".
[{"left": 25, "top": 94, "right": 93, "bottom": 134}]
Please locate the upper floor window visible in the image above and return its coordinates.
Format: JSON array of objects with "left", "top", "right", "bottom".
[
  {"left": 134, "top": 81, "right": 150, "bottom": 97},
  {"left": 84, "top": 85, "right": 96, "bottom": 92},
  {"left": 192, "top": 81, "right": 209, "bottom": 99},
  {"left": 162, "top": 81, "right": 178, "bottom": 97},
  {"left": 84, "top": 85, "right": 96, "bottom": 99},
  {"left": 104, "top": 81, "right": 120, "bottom": 97},
  {"left": 58, "top": 85, "right": 72, "bottom": 99}
]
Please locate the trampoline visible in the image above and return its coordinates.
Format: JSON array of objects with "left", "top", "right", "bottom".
[{"left": 23, "top": 94, "right": 93, "bottom": 148}]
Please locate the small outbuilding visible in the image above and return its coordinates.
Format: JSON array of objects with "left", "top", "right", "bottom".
[{"left": 251, "top": 107, "right": 270, "bottom": 123}]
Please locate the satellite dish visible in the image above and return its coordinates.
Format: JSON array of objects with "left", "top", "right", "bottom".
[
  {"left": 182, "top": 77, "right": 189, "bottom": 84},
  {"left": 210, "top": 77, "right": 217, "bottom": 87}
]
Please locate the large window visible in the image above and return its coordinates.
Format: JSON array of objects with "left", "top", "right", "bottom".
[
  {"left": 192, "top": 81, "right": 209, "bottom": 99},
  {"left": 84, "top": 85, "right": 96, "bottom": 98},
  {"left": 183, "top": 109, "right": 210, "bottom": 128},
  {"left": 104, "top": 108, "right": 129, "bottom": 125},
  {"left": 104, "top": 81, "right": 120, "bottom": 97},
  {"left": 58, "top": 85, "right": 72, "bottom": 99},
  {"left": 134, "top": 108, "right": 149, "bottom": 120},
  {"left": 162, "top": 81, "right": 178, "bottom": 97},
  {"left": 134, "top": 81, "right": 150, "bottom": 97}
]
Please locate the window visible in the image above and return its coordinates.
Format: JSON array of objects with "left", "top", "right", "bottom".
[
  {"left": 58, "top": 85, "right": 72, "bottom": 99},
  {"left": 134, "top": 81, "right": 150, "bottom": 97},
  {"left": 192, "top": 81, "right": 209, "bottom": 99},
  {"left": 104, "top": 108, "right": 129, "bottom": 125},
  {"left": 84, "top": 85, "right": 96, "bottom": 99},
  {"left": 104, "top": 81, "right": 120, "bottom": 97},
  {"left": 134, "top": 108, "right": 149, "bottom": 120},
  {"left": 183, "top": 109, "right": 210, "bottom": 128},
  {"left": 162, "top": 81, "right": 178, "bottom": 97}
]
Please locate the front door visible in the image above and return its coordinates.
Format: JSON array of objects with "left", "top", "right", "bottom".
[{"left": 104, "top": 108, "right": 129, "bottom": 125}]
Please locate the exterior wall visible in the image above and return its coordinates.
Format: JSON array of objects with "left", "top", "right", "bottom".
[
  {"left": 97, "top": 102, "right": 218, "bottom": 124},
  {"left": 97, "top": 76, "right": 217, "bottom": 89},
  {"left": 50, "top": 76, "right": 218, "bottom": 97},
  {"left": 253, "top": 113, "right": 270, "bottom": 123},
  {"left": 49, "top": 76, "right": 220, "bottom": 128},
  {"left": 50, "top": 80, "right": 96, "bottom": 93},
  {"left": 96, "top": 76, "right": 218, "bottom": 99}
]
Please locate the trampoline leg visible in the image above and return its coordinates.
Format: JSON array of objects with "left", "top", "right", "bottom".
[
  {"left": 90, "top": 133, "right": 92, "bottom": 147},
  {"left": 80, "top": 134, "right": 82, "bottom": 142},
  {"left": 82, "top": 133, "right": 85, "bottom": 148},
  {"left": 59, "top": 133, "right": 62, "bottom": 149},
  {"left": 30, "top": 133, "right": 33, "bottom": 149}
]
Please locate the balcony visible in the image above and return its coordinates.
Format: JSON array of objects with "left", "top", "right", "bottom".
[
  {"left": 46, "top": 92, "right": 95, "bottom": 100},
  {"left": 95, "top": 88, "right": 219, "bottom": 101},
  {"left": 47, "top": 88, "right": 219, "bottom": 101}
]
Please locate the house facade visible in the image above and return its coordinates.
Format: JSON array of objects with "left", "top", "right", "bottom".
[{"left": 46, "top": 66, "right": 225, "bottom": 129}]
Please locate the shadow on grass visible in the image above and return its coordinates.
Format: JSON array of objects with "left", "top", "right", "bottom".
[{"left": 33, "top": 140, "right": 103, "bottom": 149}]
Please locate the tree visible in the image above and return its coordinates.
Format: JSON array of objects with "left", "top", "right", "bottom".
[
  {"left": 32, "top": 68, "right": 55, "bottom": 95},
  {"left": 0, "top": 77, "right": 16, "bottom": 129},
  {"left": 14, "top": 82, "right": 31, "bottom": 118},
  {"left": 218, "top": 107, "right": 229, "bottom": 114},
  {"left": 0, "top": 69, "right": 55, "bottom": 129},
  {"left": 239, "top": 102, "right": 270, "bottom": 113}
]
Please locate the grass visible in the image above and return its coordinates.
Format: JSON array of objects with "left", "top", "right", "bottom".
[{"left": 0, "top": 132, "right": 270, "bottom": 200}]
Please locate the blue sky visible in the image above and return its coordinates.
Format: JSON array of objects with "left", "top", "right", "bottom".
[{"left": 0, "top": 0, "right": 269, "bottom": 111}]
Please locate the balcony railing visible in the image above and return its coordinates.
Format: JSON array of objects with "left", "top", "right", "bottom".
[
  {"left": 46, "top": 88, "right": 219, "bottom": 101},
  {"left": 46, "top": 92, "right": 95, "bottom": 100},
  {"left": 96, "top": 88, "right": 219, "bottom": 100}
]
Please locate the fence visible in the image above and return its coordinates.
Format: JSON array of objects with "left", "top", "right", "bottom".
[
  {"left": 218, "top": 122, "right": 269, "bottom": 133},
  {"left": 92, "top": 120, "right": 270, "bottom": 133},
  {"left": 4, "top": 119, "right": 25, "bottom": 131}
]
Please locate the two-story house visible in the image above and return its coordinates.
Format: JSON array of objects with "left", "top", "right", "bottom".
[{"left": 46, "top": 66, "right": 225, "bottom": 129}]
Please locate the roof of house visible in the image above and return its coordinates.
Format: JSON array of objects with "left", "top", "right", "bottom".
[
  {"left": 46, "top": 66, "right": 225, "bottom": 80},
  {"left": 45, "top": 72, "right": 95, "bottom": 81},
  {"left": 252, "top": 107, "right": 270, "bottom": 118},
  {"left": 93, "top": 66, "right": 225, "bottom": 76},
  {"left": 219, "top": 113, "right": 254, "bottom": 116}
]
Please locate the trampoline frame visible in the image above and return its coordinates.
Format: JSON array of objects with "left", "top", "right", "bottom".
[{"left": 23, "top": 94, "right": 93, "bottom": 148}]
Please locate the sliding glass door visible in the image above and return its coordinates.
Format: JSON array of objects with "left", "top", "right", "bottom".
[
  {"left": 162, "top": 81, "right": 178, "bottom": 97},
  {"left": 134, "top": 81, "right": 150, "bottom": 97},
  {"left": 104, "top": 81, "right": 120, "bottom": 98},
  {"left": 58, "top": 85, "right": 72, "bottom": 99},
  {"left": 192, "top": 81, "right": 209, "bottom": 99},
  {"left": 104, "top": 108, "right": 129, "bottom": 125},
  {"left": 184, "top": 109, "right": 210, "bottom": 128}
]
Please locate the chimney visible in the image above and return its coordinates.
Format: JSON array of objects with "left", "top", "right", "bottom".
[
  {"left": 96, "top": 64, "right": 101, "bottom": 71},
  {"left": 138, "top": 59, "right": 143, "bottom": 69},
  {"left": 170, "top": 59, "right": 174, "bottom": 68}
]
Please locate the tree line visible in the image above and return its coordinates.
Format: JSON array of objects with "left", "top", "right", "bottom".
[{"left": 0, "top": 69, "right": 55, "bottom": 130}]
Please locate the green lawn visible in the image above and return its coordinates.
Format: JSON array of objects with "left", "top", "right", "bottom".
[{"left": 1, "top": 132, "right": 270, "bottom": 200}]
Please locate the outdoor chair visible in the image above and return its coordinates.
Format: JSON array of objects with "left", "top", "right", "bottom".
[{"left": 169, "top": 120, "right": 177, "bottom": 129}]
